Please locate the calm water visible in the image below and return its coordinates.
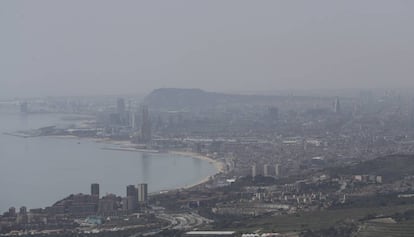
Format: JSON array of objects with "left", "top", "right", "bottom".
[{"left": 0, "top": 110, "right": 216, "bottom": 213}]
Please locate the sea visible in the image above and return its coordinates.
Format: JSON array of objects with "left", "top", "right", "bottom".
[{"left": 0, "top": 108, "right": 217, "bottom": 213}]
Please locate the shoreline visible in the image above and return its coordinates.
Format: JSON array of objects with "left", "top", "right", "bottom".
[
  {"left": 168, "top": 150, "right": 225, "bottom": 173},
  {"left": 32, "top": 135, "right": 225, "bottom": 192},
  {"left": 167, "top": 150, "right": 226, "bottom": 190}
]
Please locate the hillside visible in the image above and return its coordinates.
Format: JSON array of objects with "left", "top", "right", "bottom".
[
  {"left": 143, "top": 88, "right": 221, "bottom": 109},
  {"left": 327, "top": 154, "right": 414, "bottom": 182}
]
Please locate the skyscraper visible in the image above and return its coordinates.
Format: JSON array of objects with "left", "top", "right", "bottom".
[
  {"left": 334, "top": 97, "right": 341, "bottom": 113},
  {"left": 141, "top": 105, "right": 151, "bottom": 143},
  {"left": 117, "top": 98, "right": 126, "bottom": 114},
  {"left": 126, "top": 185, "right": 138, "bottom": 211},
  {"left": 127, "top": 185, "right": 137, "bottom": 197},
  {"left": 116, "top": 98, "right": 128, "bottom": 125},
  {"left": 137, "top": 183, "right": 148, "bottom": 203},
  {"left": 91, "top": 183, "right": 100, "bottom": 198},
  {"left": 130, "top": 112, "right": 137, "bottom": 130},
  {"left": 251, "top": 164, "right": 257, "bottom": 178},
  {"left": 20, "top": 102, "right": 28, "bottom": 114},
  {"left": 263, "top": 164, "right": 272, "bottom": 177},
  {"left": 8, "top": 207, "right": 16, "bottom": 217},
  {"left": 19, "top": 206, "right": 27, "bottom": 215},
  {"left": 275, "top": 164, "right": 280, "bottom": 177}
]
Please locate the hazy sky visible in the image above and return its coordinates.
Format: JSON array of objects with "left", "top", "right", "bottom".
[{"left": 1, "top": 0, "right": 414, "bottom": 98}]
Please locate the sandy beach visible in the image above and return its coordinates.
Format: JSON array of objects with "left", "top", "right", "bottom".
[
  {"left": 45, "top": 135, "right": 225, "bottom": 191},
  {"left": 167, "top": 150, "right": 226, "bottom": 190},
  {"left": 168, "top": 150, "right": 225, "bottom": 173}
]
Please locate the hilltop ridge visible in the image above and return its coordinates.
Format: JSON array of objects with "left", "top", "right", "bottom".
[{"left": 143, "top": 88, "right": 334, "bottom": 110}]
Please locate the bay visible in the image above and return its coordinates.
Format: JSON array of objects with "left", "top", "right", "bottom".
[{"left": 0, "top": 109, "right": 216, "bottom": 213}]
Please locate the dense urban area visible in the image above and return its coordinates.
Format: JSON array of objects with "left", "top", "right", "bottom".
[{"left": 2, "top": 88, "right": 414, "bottom": 237}]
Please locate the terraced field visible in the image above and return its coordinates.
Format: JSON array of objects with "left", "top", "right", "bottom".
[
  {"left": 224, "top": 204, "right": 414, "bottom": 233},
  {"left": 355, "top": 220, "right": 414, "bottom": 237}
]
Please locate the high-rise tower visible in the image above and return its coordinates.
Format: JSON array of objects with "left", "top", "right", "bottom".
[
  {"left": 141, "top": 105, "right": 151, "bottom": 143},
  {"left": 20, "top": 102, "right": 28, "bottom": 114},
  {"left": 251, "top": 163, "right": 257, "bottom": 178},
  {"left": 334, "top": 97, "right": 341, "bottom": 113},
  {"left": 137, "top": 183, "right": 148, "bottom": 203},
  {"left": 117, "top": 98, "right": 126, "bottom": 114},
  {"left": 91, "top": 183, "right": 100, "bottom": 198},
  {"left": 126, "top": 185, "right": 138, "bottom": 210},
  {"left": 275, "top": 164, "right": 280, "bottom": 177}
]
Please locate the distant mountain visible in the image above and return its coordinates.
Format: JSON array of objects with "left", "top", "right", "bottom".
[
  {"left": 143, "top": 88, "right": 221, "bottom": 110},
  {"left": 143, "top": 88, "right": 333, "bottom": 111}
]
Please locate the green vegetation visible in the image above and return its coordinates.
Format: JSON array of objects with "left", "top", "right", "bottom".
[
  {"left": 327, "top": 155, "right": 414, "bottom": 182},
  {"left": 353, "top": 209, "right": 414, "bottom": 237},
  {"left": 214, "top": 205, "right": 414, "bottom": 233},
  {"left": 355, "top": 220, "right": 414, "bottom": 237},
  {"left": 300, "top": 224, "right": 357, "bottom": 237},
  {"left": 332, "top": 194, "right": 414, "bottom": 209}
]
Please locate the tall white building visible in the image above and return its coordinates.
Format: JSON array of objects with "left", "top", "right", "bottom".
[
  {"left": 137, "top": 183, "right": 148, "bottom": 203},
  {"left": 251, "top": 164, "right": 257, "bottom": 178},
  {"left": 263, "top": 164, "right": 271, "bottom": 177},
  {"left": 275, "top": 164, "right": 280, "bottom": 177}
]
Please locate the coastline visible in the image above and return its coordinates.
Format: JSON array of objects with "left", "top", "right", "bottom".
[
  {"left": 38, "top": 135, "right": 225, "bottom": 191},
  {"left": 167, "top": 150, "right": 226, "bottom": 190},
  {"left": 168, "top": 150, "right": 225, "bottom": 173}
]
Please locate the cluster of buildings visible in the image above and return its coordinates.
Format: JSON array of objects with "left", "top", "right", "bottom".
[
  {"left": 94, "top": 98, "right": 152, "bottom": 143},
  {"left": 50, "top": 183, "right": 149, "bottom": 217},
  {"left": 5, "top": 89, "right": 414, "bottom": 235},
  {"left": 0, "top": 183, "right": 149, "bottom": 235},
  {"left": 251, "top": 163, "right": 280, "bottom": 178}
]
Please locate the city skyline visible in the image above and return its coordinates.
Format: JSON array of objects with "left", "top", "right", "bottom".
[
  {"left": 2, "top": 1, "right": 414, "bottom": 236},
  {"left": 1, "top": 0, "right": 414, "bottom": 98}
]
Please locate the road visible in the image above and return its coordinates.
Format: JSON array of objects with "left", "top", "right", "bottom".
[{"left": 156, "top": 212, "right": 213, "bottom": 230}]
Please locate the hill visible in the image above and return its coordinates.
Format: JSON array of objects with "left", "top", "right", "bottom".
[
  {"left": 327, "top": 154, "right": 414, "bottom": 182},
  {"left": 143, "top": 88, "right": 333, "bottom": 111},
  {"left": 143, "top": 88, "right": 221, "bottom": 110}
]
